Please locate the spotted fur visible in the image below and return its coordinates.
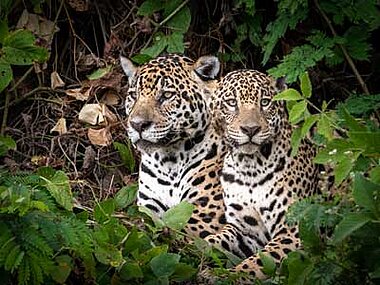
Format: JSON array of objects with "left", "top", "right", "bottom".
[
  {"left": 120, "top": 54, "right": 227, "bottom": 238},
  {"left": 202, "top": 69, "right": 320, "bottom": 282}
]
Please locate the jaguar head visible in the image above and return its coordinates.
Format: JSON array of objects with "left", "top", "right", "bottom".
[
  {"left": 120, "top": 54, "right": 220, "bottom": 151},
  {"left": 213, "top": 69, "right": 286, "bottom": 155}
]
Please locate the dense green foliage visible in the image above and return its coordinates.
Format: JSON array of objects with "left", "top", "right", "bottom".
[{"left": 1, "top": 0, "right": 379, "bottom": 284}]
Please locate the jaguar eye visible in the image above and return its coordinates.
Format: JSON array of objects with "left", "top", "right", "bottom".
[
  {"left": 226, "top": 99, "right": 237, "bottom": 108},
  {"left": 261, "top": 98, "right": 271, "bottom": 107},
  {"left": 162, "top": 91, "right": 176, "bottom": 100}
]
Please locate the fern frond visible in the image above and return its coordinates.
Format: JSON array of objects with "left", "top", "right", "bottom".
[{"left": 17, "top": 258, "right": 30, "bottom": 285}]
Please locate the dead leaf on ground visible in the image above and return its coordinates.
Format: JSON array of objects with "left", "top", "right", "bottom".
[
  {"left": 88, "top": 128, "right": 112, "bottom": 146},
  {"left": 50, "top": 118, "right": 68, "bottom": 135},
  {"left": 79, "top": 104, "right": 105, "bottom": 125},
  {"left": 66, "top": 0, "right": 90, "bottom": 12},
  {"left": 65, "top": 86, "right": 92, "bottom": 101},
  {"left": 102, "top": 104, "right": 118, "bottom": 123},
  {"left": 16, "top": 9, "right": 59, "bottom": 47},
  {"left": 51, "top": 71, "right": 65, "bottom": 89},
  {"left": 82, "top": 146, "right": 96, "bottom": 170},
  {"left": 100, "top": 90, "right": 120, "bottom": 106}
]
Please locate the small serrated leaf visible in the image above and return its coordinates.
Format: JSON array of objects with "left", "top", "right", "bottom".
[
  {"left": 273, "top": 88, "right": 303, "bottom": 101},
  {"left": 289, "top": 100, "right": 307, "bottom": 124},
  {"left": 150, "top": 253, "right": 180, "bottom": 277},
  {"left": 114, "top": 184, "right": 138, "bottom": 209},
  {"left": 300, "top": 72, "right": 312, "bottom": 98},
  {"left": 0, "top": 60, "right": 12, "bottom": 93},
  {"left": 87, "top": 65, "right": 112, "bottom": 80},
  {"left": 290, "top": 127, "right": 302, "bottom": 157}
]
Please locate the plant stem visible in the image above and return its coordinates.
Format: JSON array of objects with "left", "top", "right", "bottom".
[
  {"left": 1, "top": 90, "right": 10, "bottom": 135},
  {"left": 314, "top": 0, "right": 369, "bottom": 95}
]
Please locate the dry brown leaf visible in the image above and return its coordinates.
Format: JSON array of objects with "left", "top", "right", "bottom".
[
  {"left": 66, "top": 0, "right": 89, "bottom": 11},
  {"left": 88, "top": 128, "right": 112, "bottom": 146},
  {"left": 16, "top": 9, "right": 59, "bottom": 46},
  {"left": 50, "top": 118, "right": 68, "bottom": 135},
  {"left": 51, "top": 71, "right": 65, "bottom": 89},
  {"left": 79, "top": 104, "right": 105, "bottom": 125},
  {"left": 102, "top": 104, "right": 118, "bottom": 123},
  {"left": 82, "top": 146, "right": 96, "bottom": 170},
  {"left": 65, "top": 87, "right": 91, "bottom": 101},
  {"left": 101, "top": 90, "right": 120, "bottom": 106}
]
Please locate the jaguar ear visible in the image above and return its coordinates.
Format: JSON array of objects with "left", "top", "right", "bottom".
[
  {"left": 193, "top": 56, "right": 220, "bottom": 80},
  {"left": 120, "top": 55, "right": 138, "bottom": 84},
  {"left": 275, "top": 77, "right": 287, "bottom": 92}
]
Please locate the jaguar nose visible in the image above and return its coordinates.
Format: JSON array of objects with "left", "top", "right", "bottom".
[
  {"left": 130, "top": 119, "right": 153, "bottom": 133},
  {"left": 240, "top": 125, "right": 261, "bottom": 138}
]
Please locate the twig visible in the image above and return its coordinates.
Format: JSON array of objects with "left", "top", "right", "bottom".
[
  {"left": 142, "top": 0, "right": 190, "bottom": 50},
  {"left": 58, "top": 136, "right": 79, "bottom": 178},
  {"left": 1, "top": 90, "right": 11, "bottom": 135},
  {"left": 314, "top": 0, "right": 370, "bottom": 95},
  {"left": 9, "top": 66, "right": 34, "bottom": 92},
  {"left": 94, "top": 0, "right": 107, "bottom": 45}
]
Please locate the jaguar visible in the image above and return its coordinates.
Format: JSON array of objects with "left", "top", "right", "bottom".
[
  {"left": 202, "top": 69, "right": 321, "bottom": 281},
  {"left": 120, "top": 54, "right": 228, "bottom": 238}
]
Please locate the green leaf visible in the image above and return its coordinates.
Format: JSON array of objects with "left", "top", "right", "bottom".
[
  {"left": 114, "top": 184, "right": 138, "bottom": 209},
  {"left": 258, "top": 252, "right": 276, "bottom": 276},
  {"left": 333, "top": 212, "right": 371, "bottom": 244},
  {"left": 166, "top": 6, "right": 191, "bottom": 33},
  {"left": 0, "top": 60, "right": 12, "bottom": 93},
  {"left": 40, "top": 171, "right": 73, "bottom": 211},
  {"left": 317, "top": 114, "right": 333, "bottom": 141},
  {"left": 87, "top": 65, "right": 112, "bottom": 80},
  {"left": 150, "top": 253, "right": 180, "bottom": 277},
  {"left": 2, "top": 30, "right": 48, "bottom": 65},
  {"left": 370, "top": 166, "right": 380, "bottom": 184},
  {"left": 0, "top": 135, "right": 16, "bottom": 156},
  {"left": 131, "top": 53, "right": 151, "bottom": 64},
  {"left": 290, "top": 127, "right": 302, "bottom": 157},
  {"left": 140, "top": 33, "right": 167, "bottom": 58},
  {"left": 300, "top": 114, "right": 319, "bottom": 138},
  {"left": 172, "top": 263, "right": 197, "bottom": 281},
  {"left": 289, "top": 100, "right": 307, "bottom": 124},
  {"left": 300, "top": 72, "right": 312, "bottom": 98},
  {"left": 273, "top": 88, "right": 303, "bottom": 101},
  {"left": 113, "top": 141, "right": 135, "bottom": 172},
  {"left": 287, "top": 251, "right": 313, "bottom": 285},
  {"left": 94, "top": 199, "right": 116, "bottom": 223},
  {"left": 334, "top": 156, "right": 354, "bottom": 186},
  {"left": 166, "top": 32, "right": 185, "bottom": 54},
  {"left": 341, "top": 108, "right": 366, "bottom": 132},
  {"left": 49, "top": 255, "right": 73, "bottom": 284},
  {"left": 162, "top": 201, "right": 194, "bottom": 230},
  {"left": 349, "top": 131, "right": 380, "bottom": 156},
  {"left": 353, "top": 174, "right": 380, "bottom": 213},
  {"left": 95, "top": 244, "right": 123, "bottom": 267},
  {"left": 0, "top": 20, "right": 9, "bottom": 43},
  {"left": 137, "top": 0, "right": 163, "bottom": 16},
  {"left": 119, "top": 262, "right": 144, "bottom": 280}
]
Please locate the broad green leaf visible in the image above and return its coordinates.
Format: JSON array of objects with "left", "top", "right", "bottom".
[
  {"left": 95, "top": 244, "right": 123, "bottom": 267},
  {"left": 162, "top": 201, "right": 194, "bottom": 230},
  {"left": 258, "top": 252, "right": 276, "bottom": 276},
  {"left": 166, "top": 6, "right": 191, "bottom": 33},
  {"left": 300, "top": 72, "right": 312, "bottom": 98},
  {"left": 172, "top": 263, "right": 197, "bottom": 281},
  {"left": 114, "top": 184, "right": 138, "bottom": 209},
  {"left": 349, "top": 131, "right": 380, "bottom": 156},
  {"left": 49, "top": 255, "right": 73, "bottom": 284},
  {"left": 333, "top": 212, "right": 371, "bottom": 244},
  {"left": 40, "top": 171, "right": 73, "bottom": 211},
  {"left": 166, "top": 32, "right": 185, "bottom": 53},
  {"left": 370, "top": 166, "right": 380, "bottom": 184},
  {"left": 119, "top": 262, "right": 144, "bottom": 280},
  {"left": 94, "top": 199, "right": 116, "bottom": 223},
  {"left": 141, "top": 33, "right": 167, "bottom": 58},
  {"left": 0, "top": 135, "right": 16, "bottom": 156},
  {"left": 87, "top": 65, "right": 112, "bottom": 80},
  {"left": 150, "top": 253, "right": 180, "bottom": 277},
  {"left": 137, "top": 0, "right": 163, "bottom": 16},
  {"left": 287, "top": 251, "right": 313, "bottom": 285},
  {"left": 289, "top": 100, "right": 307, "bottom": 124},
  {"left": 113, "top": 141, "right": 135, "bottom": 172},
  {"left": 131, "top": 53, "right": 151, "bottom": 64},
  {"left": 341, "top": 108, "right": 366, "bottom": 132},
  {"left": 334, "top": 156, "right": 354, "bottom": 186},
  {"left": 0, "top": 20, "right": 8, "bottom": 44},
  {"left": 139, "top": 205, "right": 165, "bottom": 229},
  {"left": 353, "top": 174, "right": 380, "bottom": 213},
  {"left": 2, "top": 30, "right": 48, "bottom": 65},
  {"left": 317, "top": 114, "right": 333, "bottom": 141},
  {"left": 0, "top": 60, "right": 12, "bottom": 93},
  {"left": 273, "top": 88, "right": 303, "bottom": 101},
  {"left": 290, "top": 127, "right": 302, "bottom": 157}
]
